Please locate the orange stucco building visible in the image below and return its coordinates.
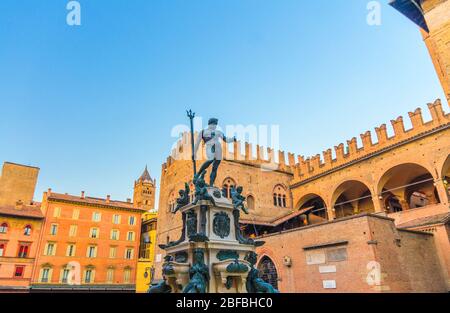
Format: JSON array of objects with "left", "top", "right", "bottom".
[
  {"left": 0, "top": 162, "right": 155, "bottom": 293},
  {"left": 29, "top": 188, "right": 147, "bottom": 292}
]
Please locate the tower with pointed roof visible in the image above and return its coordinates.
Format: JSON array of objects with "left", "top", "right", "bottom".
[{"left": 133, "top": 166, "right": 156, "bottom": 211}]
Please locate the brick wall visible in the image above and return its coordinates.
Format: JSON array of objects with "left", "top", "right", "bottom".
[{"left": 256, "top": 214, "right": 447, "bottom": 292}]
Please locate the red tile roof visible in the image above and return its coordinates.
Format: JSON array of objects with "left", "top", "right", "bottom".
[
  {"left": 0, "top": 203, "right": 44, "bottom": 219},
  {"left": 47, "top": 192, "right": 145, "bottom": 211},
  {"left": 241, "top": 206, "right": 314, "bottom": 227},
  {"left": 397, "top": 213, "right": 450, "bottom": 229}
]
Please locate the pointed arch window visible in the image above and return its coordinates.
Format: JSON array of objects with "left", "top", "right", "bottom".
[
  {"left": 168, "top": 191, "right": 176, "bottom": 213},
  {"left": 247, "top": 195, "right": 255, "bottom": 211},
  {"left": 222, "top": 178, "right": 236, "bottom": 199},
  {"left": 257, "top": 256, "right": 279, "bottom": 290},
  {"left": 273, "top": 185, "right": 287, "bottom": 208}
]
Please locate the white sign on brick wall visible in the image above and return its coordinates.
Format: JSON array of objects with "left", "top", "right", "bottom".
[
  {"left": 319, "top": 265, "right": 337, "bottom": 273},
  {"left": 306, "top": 251, "right": 326, "bottom": 265},
  {"left": 323, "top": 280, "right": 337, "bottom": 289}
]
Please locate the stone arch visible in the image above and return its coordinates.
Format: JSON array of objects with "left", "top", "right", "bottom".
[
  {"left": 256, "top": 255, "right": 279, "bottom": 290},
  {"left": 441, "top": 154, "right": 450, "bottom": 203},
  {"left": 295, "top": 193, "right": 328, "bottom": 223},
  {"left": 273, "top": 184, "right": 288, "bottom": 208},
  {"left": 331, "top": 180, "right": 375, "bottom": 218},
  {"left": 246, "top": 194, "right": 256, "bottom": 211},
  {"left": 273, "top": 183, "right": 288, "bottom": 190},
  {"left": 222, "top": 177, "right": 237, "bottom": 198},
  {"left": 377, "top": 163, "right": 439, "bottom": 212},
  {"left": 167, "top": 189, "right": 176, "bottom": 213}
]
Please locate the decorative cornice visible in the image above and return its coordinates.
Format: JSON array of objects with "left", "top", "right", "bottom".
[{"left": 48, "top": 198, "right": 144, "bottom": 213}]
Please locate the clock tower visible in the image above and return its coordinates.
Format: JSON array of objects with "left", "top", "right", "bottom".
[{"left": 133, "top": 166, "right": 156, "bottom": 211}]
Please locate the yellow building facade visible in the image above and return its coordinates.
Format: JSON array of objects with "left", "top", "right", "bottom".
[
  {"left": 134, "top": 167, "right": 157, "bottom": 293},
  {"left": 136, "top": 212, "right": 157, "bottom": 293}
]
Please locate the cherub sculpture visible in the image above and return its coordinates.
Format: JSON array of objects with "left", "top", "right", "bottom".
[
  {"left": 231, "top": 186, "right": 257, "bottom": 245},
  {"left": 159, "top": 183, "right": 192, "bottom": 249},
  {"left": 192, "top": 170, "right": 216, "bottom": 206},
  {"left": 231, "top": 186, "right": 249, "bottom": 214},
  {"left": 230, "top": 187, "right": 265, "bottom": 246},
  {"left": 173, "top": 182, "right": 190, "bottom": 214}
]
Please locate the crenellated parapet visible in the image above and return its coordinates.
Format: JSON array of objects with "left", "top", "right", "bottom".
[
  {"left": 291, "top": 99, "right": 450, "bottom": 184},
  {"left": 161, "top": 131, "right": 299, "bottom": 175},
  {"left": 161, "top": 100, "right": 450, "bottom": 182}
]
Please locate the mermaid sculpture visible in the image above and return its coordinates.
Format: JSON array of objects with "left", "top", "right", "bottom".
[
  {"left": 159, "top": 183, "right": 191, "bottom": 249},
  {"left": 183, "top": 249, "right": 210, "bottom": 293},
  {"left": 245, "top": 252, "right": 279, "bottom": 293}
]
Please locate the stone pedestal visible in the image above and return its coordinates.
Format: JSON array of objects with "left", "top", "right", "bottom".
[{"left": 162, "top": 187, "right": 256, "bottom": 293}]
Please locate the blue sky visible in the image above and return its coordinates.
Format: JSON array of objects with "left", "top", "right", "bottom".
[{"left": 0, "top": 0, "right": 446, "bottom": 207}]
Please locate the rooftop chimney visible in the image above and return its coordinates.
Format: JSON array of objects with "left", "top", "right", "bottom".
[
  {"left": 106, "top": 195, "right": 111, "bottom": 203},
  {"left": 81, "top": 191, "right": 85, "bottom": 199},
  {"left": 126, "top": 198, "right": 131, "bottom": 203},
  {"left": 47, "top": 188, "right": 52, "bottom": 194}
]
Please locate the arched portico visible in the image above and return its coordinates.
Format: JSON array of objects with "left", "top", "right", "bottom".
[
  {"left": 437, "top": 154, "right": 450, "bottom": 204},
  {"left": 331, "top": 180, "right": 375, "bottom": 219},
  {"left": 295, "top": 193, "right": 329, "bottom": 224},
  {"left": 376, "top": 163, "right": 440, "bottom": 212}
]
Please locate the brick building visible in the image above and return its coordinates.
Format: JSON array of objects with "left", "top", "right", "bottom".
[
  {"left": 154, "top": 0, "right": 450, "bottom": 292},
  {"left": 0, "top": 163, "right": 44, "bottom": 292}
]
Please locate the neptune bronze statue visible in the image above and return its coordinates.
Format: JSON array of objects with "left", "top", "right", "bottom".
[{"left": 193, "top": 118, "right": 236, "bottom": 187}]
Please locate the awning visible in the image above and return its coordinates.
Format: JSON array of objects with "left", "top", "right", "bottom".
[
  {"left": 389, "top": 0, "right": 429, "bottom": 32},
  {"left": 241, "top": 206, "right": 315, "bottom": 227}
]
